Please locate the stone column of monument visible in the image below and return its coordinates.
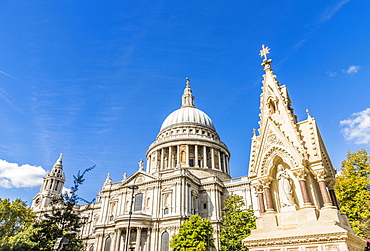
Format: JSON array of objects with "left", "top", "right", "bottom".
[
  {"left": 261, "top": 177, "right": 274, "bottom": 212},
  {"left": 243, "top": 46, "right": 366, "bottom": 251},
  {"left": 292, "top": 168, "right": 312, "bottom": 206},
  {"left": 254, "top": 184, "right": 266, "bottom": 214}
]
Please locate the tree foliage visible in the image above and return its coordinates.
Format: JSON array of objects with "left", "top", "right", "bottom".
[
  {"left": 0, "top": 198, "right": 36, "bottom": 248},
  {"left": 170, "top": 215, "right": 214, "bottom": 251},
  {"left": 220, "top": 194, "right": 256, "bottom": 251},
  {"left": 30, "top": 166, "right": 95, "bottom": 251},
  {"left": 0, "top": 166, "right": 94, "bottom": 251},
  {"left": 335, "top": 149, "right": 370, "bottom": 238}
]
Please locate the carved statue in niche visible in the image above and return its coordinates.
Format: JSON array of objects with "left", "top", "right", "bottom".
[
  {"left": 164, "top": 157, "right": 168, "bottom": 168},
  {"left": 276, "top": 164, "right": 295, "bottom": 207},
  {"left": 180, "top": 150, "right": 186, "bottom": 163}
]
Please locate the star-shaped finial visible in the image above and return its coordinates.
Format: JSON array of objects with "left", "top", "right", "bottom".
[{"left": 259, "top": 44, "right": 270, "bottom": 60}]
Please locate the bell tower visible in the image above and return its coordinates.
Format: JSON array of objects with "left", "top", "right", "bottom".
[
  {"left": 32, "top": 154, "right": 66, "bottom": 210},
  {"left": 243, "top": 46, "right": 366, "bottom": 251}
]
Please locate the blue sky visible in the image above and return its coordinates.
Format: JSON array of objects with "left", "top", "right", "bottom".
[{"left": 1, "top": 0, "right": 369, "bottom": 205}]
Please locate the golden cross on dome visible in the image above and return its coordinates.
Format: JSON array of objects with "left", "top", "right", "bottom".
[{"left": 259, "top": 44, "right": 270, "bottom": 60}]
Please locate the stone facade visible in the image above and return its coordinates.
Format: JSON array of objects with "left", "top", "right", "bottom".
[
  {"left": 243, "top": 54, "right": 366, "bottom": 251},
  {"left": 32, "top": 78, "right": 258, "bottom": 251},
  {"left": 32, "top": 52, "right": 365, "bottom": 251}
]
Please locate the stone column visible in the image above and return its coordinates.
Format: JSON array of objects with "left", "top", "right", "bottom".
[
  {"left": 160, "top": 148, "right": 164, "bottom": 170},
  {"left": 114, "top": 229, "right": 121, "bottom": 251},
  {"left": 211, "top": 148, "right": 215, "bottom": 169},
  {"left": 186, "top": 145, "right": 189, "bottom": 166},
  {"left": 226, "top": 155, "right": 230, "bottom": 174},
  {"left": 155, "top": 150, "right": 159, "bottom": 170},
  {"left": 327, "top": 179, "right": 340, "bottom": 210},
  {"left": 261, "top": 177, "right": 274, "bottom": 212},
  {"left": 168, "top": 147, "right": 172, "bottom": 169},
  {"left": 217, "top": 150, "right": 221, "bottom": 170},
  {"left": 195, "top": 145, "right": 199, "bottom": 167},
  {"left": 95, "top": 234, "right": 101, "bottom": 251},
  {"left": 146, "top": 157, "right": 150, "bottom": 173},
  {"left": 314, "top": 170, "right": 332, "bottom": 207},
  {"left": 136, "top": 227, "right": 142, "bottom": 251},
  {"left": 177, "top": 145, "right": 180, "bottom": 167},
  {"left": 222, "top": 153, "right": 226, "bottom": 173},
  {"left": 255, "top": 184, "right": 266, "bottom": 213},
  {"left": 293, "top": 169, "right": 312, "bottom": 206},
  {"left": 203, "top": 146, "right": 207, "bottom": 168}
]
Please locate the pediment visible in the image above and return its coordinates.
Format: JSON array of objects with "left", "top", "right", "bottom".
[{"left": 122, "top": 171, "right": 157, "bottom": 187}]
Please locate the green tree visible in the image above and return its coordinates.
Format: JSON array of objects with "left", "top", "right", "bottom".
[
  {"left": 0, "top": 198, "right": 36, "bottom": 249},
  {"left": 30, "top": 166, "right": 94, "bottom": 251},
  {"left": 335, "top": 149, "right": 370, "bottom": 238},
  {"left": 220, "top": 194, "right": 256, "bottom": 251},
  {"left": 170, "top": 215, "right": 214, "bottom": 251}
]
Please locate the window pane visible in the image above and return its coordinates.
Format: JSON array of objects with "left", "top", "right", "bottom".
[
  {"left": 134, "top": 193, "right": 143, "bottom": 211},
  {"left": 161, "top": 231, "right": 169, "bottom": 251}
]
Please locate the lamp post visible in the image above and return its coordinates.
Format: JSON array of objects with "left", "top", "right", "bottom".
[{"left": 125, "top": 184, "right": 138, "bottom": 251}]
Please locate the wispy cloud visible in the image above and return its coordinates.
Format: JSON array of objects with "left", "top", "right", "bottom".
[
  {"left": 340, "top": 108, "right": 370, "bottom": 144},
  {"left": 0, "top": 70, "right": 19, "bottom": 80},
  {"left": 319, "top": 0, "right": 351, "bottom": 23},
  {"left": 326, "top": 71, "right": 337, "bottom": 77},
  {"left": 0, "top": 159, "right": 46, "bottom": 188},
  {"left": 342, "top": 65, "right": 361, "bottom": 74},
  {"left": 0, "top": 88, "right": 23, "bottom": 113},
  {"left": 277, "top": 0, "right": 352, "bottom": 67}
]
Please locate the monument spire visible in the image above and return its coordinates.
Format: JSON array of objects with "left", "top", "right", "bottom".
[{"left": 181, "top": 77, "right": 195, "bottom": 108}]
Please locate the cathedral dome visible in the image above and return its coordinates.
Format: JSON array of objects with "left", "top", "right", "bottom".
[{"left": 160, "top": 107, "right": 215, "bottom": 132}]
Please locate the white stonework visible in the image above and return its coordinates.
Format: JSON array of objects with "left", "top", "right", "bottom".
[
  {"left": 243, "top": 56, "right": 366, "bottom": 251},
  {"left": 32, "top": 55, "right": 365, "bottom": 251},
  {"left": 32, "top": 78, "right": 258, "bottom": 251}
]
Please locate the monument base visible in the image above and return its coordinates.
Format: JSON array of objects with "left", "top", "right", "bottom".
[{"left": 244, "top": 207, "right": 366, "bottom": 251}]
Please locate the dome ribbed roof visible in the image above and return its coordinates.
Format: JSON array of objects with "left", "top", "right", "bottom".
[{"left": 160, "top": 107, "right": 215, "bottom": 131}]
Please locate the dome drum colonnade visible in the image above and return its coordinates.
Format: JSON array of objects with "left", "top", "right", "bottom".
[{"left": 146, "top": 77, "right": 231, "bottom": 178}]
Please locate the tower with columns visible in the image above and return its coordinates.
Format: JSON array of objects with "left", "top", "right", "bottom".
[
  {"left": 32, "top": 154, "right": 66, "bottom": 210},
  {"left": 72, "top": 78, "right": 257, "bottom": 251},
  {"left": 243, "top": 47, "right": 366, "bottom": 251}
]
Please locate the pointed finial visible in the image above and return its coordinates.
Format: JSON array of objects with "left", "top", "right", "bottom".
[
  {"left": 55, "top": 153, "right": 63, "bottom": 165},
  {"left": 181, "top": 76, "right": 195, "bottom": 108},
  {"left": 306, "top": 109, "right": 311, "bottom": 118},
  {"left": 259, "top": 44, "right": 270, "bottom": 60},
  {"left": 186, "top": 77, "right": 190, "bottom": 88},
  {"left": 252, "top": 128, "right": 256, "bottom": 137}
]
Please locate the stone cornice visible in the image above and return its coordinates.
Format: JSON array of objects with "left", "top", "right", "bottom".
[{"left": 243, "top": 232, "right": 366, "bottom": 248}]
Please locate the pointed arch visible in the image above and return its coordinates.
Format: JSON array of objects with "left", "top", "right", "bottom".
[{"left": 260, "top": 146, "right": 299, "bottom": 176}]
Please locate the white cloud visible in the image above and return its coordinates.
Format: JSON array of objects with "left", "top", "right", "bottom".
[
  {"left": 340, "top": 108, "right": 370, "bottom": 144},
  {"left": 0, "top": 160, "right": 46, "bottom": 188},
  {"left": 342, "top": 65, "right": 361, "bottom": 74},
  {"left": 326, "top": 71, "right": 337, "bottom": 77}
]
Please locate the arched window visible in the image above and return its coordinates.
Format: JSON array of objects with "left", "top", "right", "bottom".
[
  {"left": 161, "top": 231, "right": 169, "bottom": 251},
  {"left": 134, "top": 193, "right": 143, "bottom": 211},
  {"left": 104, "top": 236, "right": 111, "bottom": 251},
  {"left": 89, "top": 246, "right": 94, "bottom": 251}
]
